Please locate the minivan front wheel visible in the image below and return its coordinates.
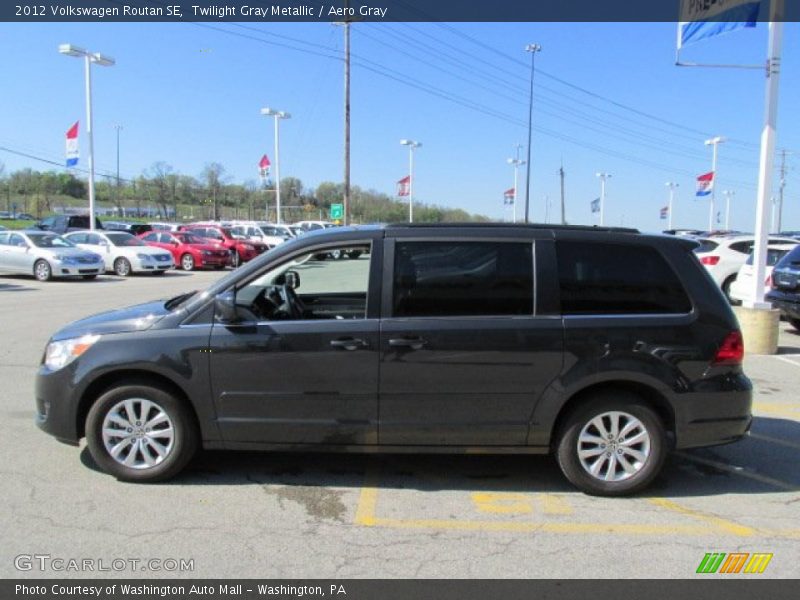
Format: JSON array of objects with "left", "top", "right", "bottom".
[
  {"left": 86, "top": 384, "right": 198, "bottom": 482},
  {"left": 556, "top": 394, "right": 667, "bottom": 496}
]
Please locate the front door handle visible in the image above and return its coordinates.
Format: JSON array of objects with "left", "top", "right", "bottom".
[
  {"left": 330, "top": 338, "right": 367, "bottom": 351},
  {"left": 388, "top": 337, "right": 427, "bottom": 350}
]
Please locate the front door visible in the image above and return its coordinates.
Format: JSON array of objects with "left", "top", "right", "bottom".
[
  {"left": 379, "top": 239, "right": 563, "bottom": 446},
  {"left": 208, "top": 240, "right": 381, "bottom": 445}
]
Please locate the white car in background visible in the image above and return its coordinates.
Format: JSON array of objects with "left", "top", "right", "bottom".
[
  {"left": 64, "top": 230, "right": 174, "bottom": 276},
  {"left": 729, "top": 243, "right": 798, "bottom": 304},
  {"left": 0, "top": 230, "right": 105, "bottom": 281},
  {"left": 693, "top": 235, "right": 797, "bottom": 300}
]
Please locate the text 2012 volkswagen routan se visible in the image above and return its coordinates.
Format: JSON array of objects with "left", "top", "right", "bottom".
[{"left": 36, "top": 224, "right": 752, "bottom": 496}]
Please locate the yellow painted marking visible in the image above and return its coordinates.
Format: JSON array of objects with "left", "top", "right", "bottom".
[
  {"left": 750, "top": 432, "right": 800, "bottom": 451},
  {"left": 471, "top": 492, "right": 532, "bottom": 514},
  {"left": 676, "top": 451, "right": 796, "bottom": 492},
  {"left": 539, "top": 493, "right": 574, "bottom": 515},
  {"left": 648, "top": 498, "right": 755, "bottom": 537},
  {"left": 753, "top": 402, "right": 800, "bottom": 417},
  {"left": 353, "top": 463, "right": 381, "bottom": 526}
]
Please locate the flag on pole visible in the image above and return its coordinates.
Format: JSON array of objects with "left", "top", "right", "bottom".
[
  {"left": 696, "top": 171, "right": 715, "bottom": 197},
  {"left": 590, "top": 198, "right": 600, "bottom": 214},
  {"left": 258, "top": 154, "right": 271, "bottom": 178},
  {"left": 677, "top": 0, "right": 760, "bottom": 49},
  {"left": 503, "top": 188, "right": 515, "bottom": 205},
  {"left": 660, "top": 206, "right": 669, "bottom": 220},
  {"left": 65, "top": 121, "right": 79, "bottom": 167},
  {"left": 397, "top": 175, "right": 411, "bottom": 197}
]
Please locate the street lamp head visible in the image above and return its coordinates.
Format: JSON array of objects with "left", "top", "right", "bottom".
[
  {"left": 58, "top": 43, "right": 87, "bottom": 57},
  {"left": 705, "top": 136, "right": 727, "bottom": 145},
  {"left": 278, "top": 111, "right": 291, "bottom": 120},
  {"left": 400, "top": 139, "right": 421, "bottom": 148},
  {"left": 525, "top": 43, "right": 542, "bottom": 53},
  {"left": 91, "top": 53, "right": 115, "bottom": 67}
]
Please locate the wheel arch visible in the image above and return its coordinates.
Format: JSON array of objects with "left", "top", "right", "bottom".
[
  {"left": 76, "top": 369, "right": 199, "bottom": 440},
  {"left": 549, "top": 380, "right": 676, "bottom": 452}
]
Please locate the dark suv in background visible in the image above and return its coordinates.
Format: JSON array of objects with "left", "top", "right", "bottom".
[
  {"left": 35, "top": 214, "right": 104, "bottom": 234},
  {"left": 35, "top": 224, "right": 751, "bottom": 496},
  {"left": 766, "top": 244, "right": 800, "bottom": 330}
]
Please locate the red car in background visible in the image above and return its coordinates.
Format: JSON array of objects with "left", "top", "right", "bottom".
[
  {"left": 182, "top": 225, "right": 268, "bottom": 267},
  {"left": 138, "top": 230, "right": 231, "bottom": 271}
]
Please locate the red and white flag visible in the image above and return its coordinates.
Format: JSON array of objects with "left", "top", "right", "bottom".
[
  {"left": 65, "top": 121, "right": 79, "bottom": 167},
  {"left": 397, "top": 175, "right": 411, "bottom": 197},
  {"left": 696, "top": 171, "right": 714, "bottom": 197},
  {"left": 258, "top": 154, "right": 271, "bottom": 178},
  {"left": 503, "top": 188, "right": 515, "bottom": 205}
]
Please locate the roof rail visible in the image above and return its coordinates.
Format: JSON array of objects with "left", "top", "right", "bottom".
[{"left": 384, "top": 222, "right": 640, "bottom": 234}]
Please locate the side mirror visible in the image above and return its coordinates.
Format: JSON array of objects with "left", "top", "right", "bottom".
[
  {"left": 285, "top": 270, "right": 300, "bottom": 290},
  {"left": 214, "top": 290, "right": 239, "bottom": 323}
]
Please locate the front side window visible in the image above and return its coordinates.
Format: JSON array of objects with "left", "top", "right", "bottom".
[
  {"left": 392, "top": 241, "right": 533, "bottom": 317},
  {"left": 234, "top": 243, "right": 372, "bottom": 321},
  {"left": 556, "top": 241, "right": 691, "bottom": 315},
  {"left": 28, "top": 234, "right": 74, "bottom": 248},
  {"left": 9, "top": 234, "right": 28, "bottom": 248}
]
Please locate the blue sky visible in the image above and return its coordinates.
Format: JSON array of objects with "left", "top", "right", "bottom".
[{"left": 0, "top": 21, "right": 798, "bottom": 232}]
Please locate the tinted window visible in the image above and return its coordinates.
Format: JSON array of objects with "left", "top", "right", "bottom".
[
  {"left": 106, "top": 232, "right": 145, "bottom": 247},
  {"left": 9, "top": 234, "right": 27, "bottom": 247},
  {"left": 28, "top": 234, "right": 75, "bottom": 248},
  {"left": 775, "top": 245, "right": 800, "bottom": 269},
  {"left": 694, "top": 239, "right": 718, "bottom": 253},
  {"left": 745, "top": 248, "right": 794, "bottom": 267},
  {"left": 729, "top": 241, "right": 754, "bottom": 254},
  {"left": 142, "top": 233, "right": 159, "bottom": 241},
  {"left": 393, "top": 242, "right": 533, "bottom": 317},
  {"left": 557, "top": 241, "right": 691, "bottom": 315},
  {"left": 68, "top": 233, "right": 87, "bottom": 244}
]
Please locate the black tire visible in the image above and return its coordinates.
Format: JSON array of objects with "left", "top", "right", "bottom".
[
  {"left": 213, "top": 265, "right": 226, "bottom": 270},
  {"left": 790, "top": 318, "right": 800, "bottom": 332},
  {"left": 347, "top": 250, "right": 363, "bottom": 260},
  {"left": 82, "top": 275, "right": 97, "bottom": 280},
  {"left": 231, "top": 250, "right": 242, "bottom": 268},
  {"left": 180, "top": 253, "right": 195, "bottom": 271},
  {"left": 33, "top": 259, "right": 52, "bottom": 282},
  {"left": 114, "top": 257, "right": 132, "bottom": 277},
  {"left": 85, "top": 383, "right": 199, "bottom": 482},
  {"left": 721, "top": 276, "right": 737, "bottom": 304},
  {"left": 555, "top": 392, "right": 667, "bottom": 497}
]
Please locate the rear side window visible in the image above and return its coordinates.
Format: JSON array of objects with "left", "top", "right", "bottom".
[
  {"left": 775, "top": 245, "right": 800, "bottom": 268},
  {"left": 729, "top": 241, "right": 754, "bottom": 254},
  {"left": 393, "top": 241, "right": 533, "bottom": 317},
  {"left": 694, "top": 239, "right": 719, "bottom": 253},
  {"left": 556, "top": 242, "right": 691, "bottom": 315}
]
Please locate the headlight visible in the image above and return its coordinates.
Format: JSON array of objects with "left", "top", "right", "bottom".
[
  {"left": 202, "top": 250, "right": 212, "bottom": 256},
  {"left": 136, "top": 253, "right": 152, "bottom": 260},
  {"left": 44, "top": 334, "right": 101, "bottom": 371}
]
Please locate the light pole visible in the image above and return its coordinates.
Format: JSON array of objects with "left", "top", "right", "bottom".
[
  {"left": 524, "top": 43, "right": 541, "bottom": 224},
  {"left": 58, "top": 44, "right": 115, "bottom": 230},
  {"left": 596, "top": 172, "right": 611, "bottom": 226},
  {"left": 507, "top": 144, "right": 525, "bottom": 224},
  {"left": 114, "top": 124, "right": 122, "bottom": 215},
  {"left": 261, "top": 107, "right": 291, "bottom": 224},
  {"left": 665, "top": 182, "right": 679, "bottom": 230},
  {"left": 400, "top": 139, "right": 421, "bottom": 223},
  {"left": 722, "top": 190, "right": 735, "bottom": 231},
  {"left": 704, "top": 136, "right": 726, "bottom": 232}
]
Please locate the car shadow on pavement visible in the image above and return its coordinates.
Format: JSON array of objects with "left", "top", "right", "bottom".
[
  {"left": 0, "top": 281, "right": 35, "bottom": 292},
  {"left": 78, "top": 417, "right": 799, "bottom": 498}
]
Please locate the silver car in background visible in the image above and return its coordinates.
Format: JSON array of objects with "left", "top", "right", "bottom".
[{"left": 0, "top": 231, "right": 105, "bottom": 281}]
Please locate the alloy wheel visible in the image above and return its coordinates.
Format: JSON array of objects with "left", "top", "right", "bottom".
[
  {"left": 576, "top": 411, "right": 651, "bottom": 482},
  {"left": 101, "top": 398, "right": 175, "bottom": 470}
]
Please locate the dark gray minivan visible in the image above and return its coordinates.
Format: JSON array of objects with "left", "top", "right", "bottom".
[{"left": 36, "top": 224, "right": 752, "bottom": 495}]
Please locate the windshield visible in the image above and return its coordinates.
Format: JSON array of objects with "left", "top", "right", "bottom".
[
  {"left": 106, "top": 232, "right": 146, "bottom": 247},
  {"left": 27, "top": 234, "right": 76, "bottom": 248},
  {"left": 177, "top": 233, "right": 206, "bottom": 245}
]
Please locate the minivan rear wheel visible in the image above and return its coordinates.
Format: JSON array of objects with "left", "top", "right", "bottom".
[
  {"left": 86, "top": 384, "right": 198, "bottom": 482},
  {"left": 556, "top": 393, "right": 667, "bottom": 496}
]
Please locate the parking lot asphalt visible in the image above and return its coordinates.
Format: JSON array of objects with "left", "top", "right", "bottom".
[{"left": 1, "top": 268, "right": 798, "bottom": 579}]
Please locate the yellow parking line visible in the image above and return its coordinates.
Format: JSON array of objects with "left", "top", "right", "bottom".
[
  {"left": 750, "top": 432, "right": 800, "bottom": 451},
  {"left": 676, "top": 451, "right": 797, "bottom": 492},
  {"left": 539, "top": 493, "right": 574, "bottom": 515},
  {"left": 353, "top": 462, "right": 381, "bottom": 526},
  {"left": 648, "top": 498, "right": 755, "bottom": 536},
  {"left": 754, "top": 401, "right": 800, "bottom": 417}
]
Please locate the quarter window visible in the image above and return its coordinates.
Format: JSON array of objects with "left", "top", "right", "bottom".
[
  {"left": 556, "top": 241, "right": 691, "bottom": 315},
  {"left": 393, "top": 242, "right": 533, "bottom": 317}
]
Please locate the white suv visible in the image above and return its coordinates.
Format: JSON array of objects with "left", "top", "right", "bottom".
[{"left": 694, "top": 235, "right": 797, "bottom": 300}]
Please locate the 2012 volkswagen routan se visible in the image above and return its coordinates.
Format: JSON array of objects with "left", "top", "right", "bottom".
[{"left": 36, "top": 224, "right": 752, "bottom": 496}]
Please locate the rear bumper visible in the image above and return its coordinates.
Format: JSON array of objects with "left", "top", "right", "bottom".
[
  {"left": 673, "top": 374, "right": 753, "bottom": 449},
  {"left": 766, "top": 294, "right": 800, "bottom": 320}
]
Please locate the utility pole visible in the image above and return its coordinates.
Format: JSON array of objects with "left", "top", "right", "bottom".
[
  {"left": 776, "top": 149, "right": 790, "bottom": 233},
  {"left": 523, "top": 43, "right": 541, "bottom": 223},
  {"left": 506, "top": 143, "right": 524, "bottom": 224},
  {"left": 705, "top": 136, "right": 726, "bottom": 231},
  {"left": 596, "top": 172, "right": 611, "bottom": 226},
  {"left": 114, "top": 124, "right": 122, "bottom": 213},
  {"left": 665, "top": 182, "right": 679, "bottom": 230},
  {"left": 559, "top": 160, "right": 566, "bottom": 225},
  {"left": 343, "top": 19, "right": 351, "bottom": 226},
  {"left": 722, "top": 190, "right": 735, "bottom": 230}
]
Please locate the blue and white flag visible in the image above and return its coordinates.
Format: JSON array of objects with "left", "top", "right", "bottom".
[
  {"left": 65, "top": 121, "right": 79, "bottom": 167},
  {"left": 678, "top": 0, "right": 760, "bottom": 49},
  {"left": 590, "top": 197, "right": 600, "bottom": 214}
]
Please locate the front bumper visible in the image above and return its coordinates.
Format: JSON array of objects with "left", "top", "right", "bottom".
[
  {"left": 134, "top": 257, "right": 174, "bottom": 272},
  {"left": 35, "top": 363, "right": 81, "bottom": 445},
  {"left": 52, "top": 260, "right": 105, "bottom": 277}
]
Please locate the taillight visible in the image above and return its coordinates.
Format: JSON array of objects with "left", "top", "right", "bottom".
[
  {"left": 700, "top": 255, "right": 720, "bottom": 266},
  {"left": 713, "top": 331, "right": 744, "bottom": 366},
  {"left": 766, "top": 274, "right": 773, "bottom": 288}
]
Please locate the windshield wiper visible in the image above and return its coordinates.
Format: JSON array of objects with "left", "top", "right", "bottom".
[{"left": 165, "top": 290, "right": 197, "bottom": 310}]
